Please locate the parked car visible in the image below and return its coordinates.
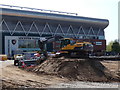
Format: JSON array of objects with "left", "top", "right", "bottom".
[
  {"left": 14, "top": 54, "right": 24, "bottom": 66},
  {"left": 18, "top": 59, "right": 38, "bottom": 68}
]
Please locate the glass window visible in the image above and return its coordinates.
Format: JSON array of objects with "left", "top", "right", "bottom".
[{"left": 18, "top": 40, "right": 39, "bottom": 48}]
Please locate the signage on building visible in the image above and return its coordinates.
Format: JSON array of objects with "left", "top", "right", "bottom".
[
  {"left": 96, "top": 42, "right": 102, "bottom": 45},
  {"left": 18, "top": 37, "right": 45, "bottom": 40},
  {"left": 11, "top": 39, "right": 17, "bottom": 45}
]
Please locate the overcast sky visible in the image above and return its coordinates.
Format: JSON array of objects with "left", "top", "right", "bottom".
[{"left": 0, "top": 0, "right": 119, "bottom": 44}]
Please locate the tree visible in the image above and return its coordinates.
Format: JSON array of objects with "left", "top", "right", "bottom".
[
  {"left": 106, "top": 41, "right": 113, "bottom": 52},
  {"left": 111, "top": 40, "right": 120, "bottom": 53}
]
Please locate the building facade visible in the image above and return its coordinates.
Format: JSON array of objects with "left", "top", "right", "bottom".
[{"left": 0, "top": 5, "right": 109, "bottom": 56}]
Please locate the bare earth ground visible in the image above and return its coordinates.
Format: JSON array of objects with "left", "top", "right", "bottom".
[
  {"left": 101, "top": 61, "right": 120, "bottom": 79},
  {"left": 0, "top": 60, "right": 69, "bottom": 88},
  {"left": 0, "top": 60, "right": 119, "bottom": 89}
]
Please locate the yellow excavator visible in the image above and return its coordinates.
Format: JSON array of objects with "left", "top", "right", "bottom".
[
  {"left": 59, "top": 38, "right": 93, "bottom": 58},
  {"left": 38, "top": 36, "right": 93, "bottom": 59}
]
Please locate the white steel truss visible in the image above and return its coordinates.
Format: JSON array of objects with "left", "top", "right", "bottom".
[
  {"left": 97, "top": 28, "right": 101, "bottom": 37},
  {"left": 87, "top": 27, "right": 93, "bottom": 36},
  {"left": 0, "top": 19, "right": 12, "bottom": 35},
  {"left": 0, "top": 19, "right": 103, "bottom": 39},
  {"left": 66, "top": 25, "right": 76, "bottom": 38},
  {"left": 77, "top": 26, "right": 86, "bottom": 38},
  {"left": 54, "top": 24, "right": 65, "bottom": 36},
  {"left": 11, "top": 21, "right": 27, "bottom": 36},
  {"left": 26, "top": 22, "right": 41, "bottom": 36},
  {"left": 40, "top": 23, "right": 53, "bottom": 36},
  {"left": 87, "top": 27, "right": 97, "bottom": 38}
]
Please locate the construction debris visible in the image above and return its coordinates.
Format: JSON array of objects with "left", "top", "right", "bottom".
[{"left": 32, "top": 57, "right": 116, "bottom": 82}]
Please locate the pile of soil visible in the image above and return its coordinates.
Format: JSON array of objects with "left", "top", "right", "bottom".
[
  {"left": 32, "top": 57, "right": 115, "bottom": 82},
  {"left": 2, "top": 80, "right": 18, "bottom": 89}
]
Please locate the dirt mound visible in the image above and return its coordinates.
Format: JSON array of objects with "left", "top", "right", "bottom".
[{"left": 32, "top": 58, "right": 113, "bottom": 82}]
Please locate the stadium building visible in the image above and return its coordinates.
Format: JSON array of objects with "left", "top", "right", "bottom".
[{"left": 0, "top": 4, "right": 109, "bottom": 57}]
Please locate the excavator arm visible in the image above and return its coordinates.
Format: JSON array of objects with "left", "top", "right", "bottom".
[{"left": 38, "top": 35, "right": 63, "bottom": 59}]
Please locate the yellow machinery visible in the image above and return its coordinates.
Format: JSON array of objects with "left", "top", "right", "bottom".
[
  {"left": 38, "top": 36, "right": 93, "bottom": 58},
  {"left": 60, "top": 38, "right": 93, "bottom": 58},
  {"left": 0, "top": 55, "right": 7, "bottom": 61}
]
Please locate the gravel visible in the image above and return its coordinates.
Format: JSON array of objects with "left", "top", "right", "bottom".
[{"left": 49, "top": 81, "right": 119, "bottom": 88}]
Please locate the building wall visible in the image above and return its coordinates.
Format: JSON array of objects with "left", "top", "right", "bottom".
[
  {"left": 1, "top": 16, "right": 105, "bottom": 40},
  {"left": 0, "top": 14, "right": 2, "bottom": 54},
  {"left": 0, "top": 8, "right": 109, "bottom": 55},
  {"left": 0, "top": 32, "right": 2, "bottom": 54}
]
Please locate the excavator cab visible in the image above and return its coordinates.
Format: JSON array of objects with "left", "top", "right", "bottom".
[{"left": 60, "top": 38, "right": 75, "bottom": 48}]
